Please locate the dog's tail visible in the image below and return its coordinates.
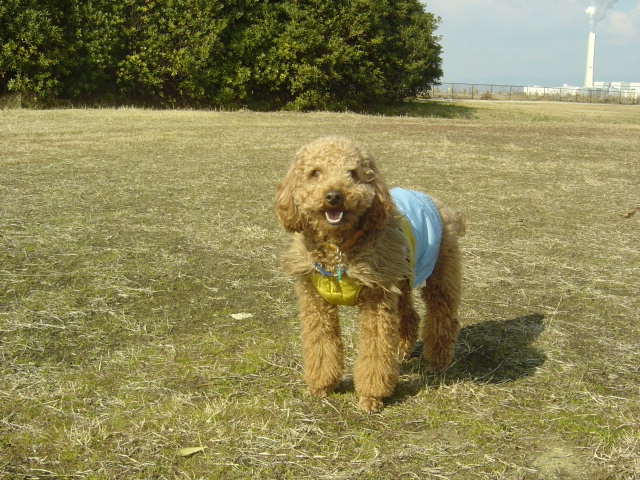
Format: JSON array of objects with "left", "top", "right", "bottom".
[
  {"left": 438, "top": 201, "right": 466, "bottom": 237},
  {"left": 452, "top": 210, "right": 466, "bottom": 237}
]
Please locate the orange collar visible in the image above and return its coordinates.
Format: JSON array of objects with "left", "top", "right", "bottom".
[
  {"left": 324, "top": 229, "right": 366, "bottom": 253},
  {"left": 318, "top": 229, "right": 366, "bottom": 281}
]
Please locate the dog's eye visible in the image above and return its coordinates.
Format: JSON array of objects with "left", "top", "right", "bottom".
[
  {"left": 311, "top": 169, "right": 321, "bottom": 179},
  {"left": 348, "top": 169, "right": 357, "bottom": 179}
]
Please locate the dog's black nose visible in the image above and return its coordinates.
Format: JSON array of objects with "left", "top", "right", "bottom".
[{"left": 324, "top": 190, "right": 343, "bottom": 206}]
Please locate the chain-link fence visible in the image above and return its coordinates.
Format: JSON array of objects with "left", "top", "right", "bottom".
[{"left": 428, "top": 82, "right": 640, "bottom": 104}]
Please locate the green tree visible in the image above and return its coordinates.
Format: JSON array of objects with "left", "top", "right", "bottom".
[
  {"left": 0, "top": 0, "right": 66, "bottom": 103},
  {"left": 0, "top": 0, "right": 443, "bottom": 109}
]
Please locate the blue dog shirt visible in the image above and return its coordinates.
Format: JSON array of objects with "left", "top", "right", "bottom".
[{"left": 391, "top": 187, "right": 443, "bottom": 288}]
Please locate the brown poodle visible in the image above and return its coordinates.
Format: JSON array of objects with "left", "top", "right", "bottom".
[{"left": 275, "top": 137, "right": 465, "bottom": 412}]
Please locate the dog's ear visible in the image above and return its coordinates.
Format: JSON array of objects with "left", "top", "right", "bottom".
[
  {"left": 363, "top": 160, "right": 394, "bottom": 231},
  {"left": 275, "top": 167, "right": 305, "bottom": 232}
]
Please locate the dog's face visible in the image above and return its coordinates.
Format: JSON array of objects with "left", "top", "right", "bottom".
[{"left": 275, "top": 137, "right": 393, "bottom": 235}]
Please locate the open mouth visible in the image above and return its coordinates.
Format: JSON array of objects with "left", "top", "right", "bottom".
[{"left": 324, "top": 210, "right": 344, "bottom": 225}]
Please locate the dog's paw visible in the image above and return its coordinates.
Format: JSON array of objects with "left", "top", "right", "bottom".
[
  {"left": 358, "top": 396, "right": 384, "bottom": 413},
  {"left": 399, "top": 340, "right": 423, "bottom": 360},
  {"left": 307, "top": 386, "right": 332, "bottom": 398},
  {"left": 398, "top": 341, "right": 414, "bottom": 360},
  {"left": 425, "top": 359, "right": 451, "bottom": 373},
  {"left": 424, "top": 346, "right": 453, "bottom": 373}
]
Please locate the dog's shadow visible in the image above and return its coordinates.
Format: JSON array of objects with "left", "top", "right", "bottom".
[
  {"left": 393, "top": 313, "right": 547, "bottom": 401},
  {"left": 333, "top": 314, "right": 546, "bottom": 403}
]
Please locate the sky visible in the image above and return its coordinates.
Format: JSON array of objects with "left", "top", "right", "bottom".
[{"left": 424, "top": 0, "right": 640, "bottom": 86}]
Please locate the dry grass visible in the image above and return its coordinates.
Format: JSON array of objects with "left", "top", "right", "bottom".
[{"left": 1, "top": 101, "right": 639, "bottom": 479}]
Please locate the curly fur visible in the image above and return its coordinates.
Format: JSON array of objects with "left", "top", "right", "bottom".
[{"left": 275, "top": 137, "right": 465, "bottom": 413}]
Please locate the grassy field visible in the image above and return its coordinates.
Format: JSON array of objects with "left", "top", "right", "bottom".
[{"left": 1, "top": 101, "right": 639, "bottom": 479}]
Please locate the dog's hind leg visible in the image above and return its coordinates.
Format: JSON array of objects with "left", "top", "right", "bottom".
[
  {"left": 420, "top": 282, "right": 460, "bottom": 372},
  {"left": 398, "top": 282, "right": 420, "bottom": 360},
  {"left": 297, "top": 277, "right": 344, "bottom": 397},
  {"left": 420, "top": 233, "right": 462, "bottom": 372}
]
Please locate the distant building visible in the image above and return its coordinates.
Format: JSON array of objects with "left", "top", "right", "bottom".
[{"left": 524, "top": 82, "right": 640, "bottom": 100}]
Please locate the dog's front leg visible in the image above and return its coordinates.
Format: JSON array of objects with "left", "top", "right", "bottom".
[
  {"left": 296, "top": 276, "right": 344, "bottom": 398},
  {"left": 354, "top": 289, "right": 400, "bottom": 413}
]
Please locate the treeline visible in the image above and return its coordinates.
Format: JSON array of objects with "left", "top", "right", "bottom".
[{"left": 0, "top": 0, "right": 443, "bottom": 110}]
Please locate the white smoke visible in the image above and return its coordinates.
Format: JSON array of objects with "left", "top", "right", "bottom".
[{"left": 586, "top": 0, "right": 619, "bottom": 30}]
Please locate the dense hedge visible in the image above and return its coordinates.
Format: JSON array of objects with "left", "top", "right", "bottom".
[{"left": 0, "top": 0, "right": 443, "bottom": 109}]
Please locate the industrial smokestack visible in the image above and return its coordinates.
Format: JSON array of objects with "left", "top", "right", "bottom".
[
  {"left": 584, "top": 31, "right": 596, "bottom": 88},
  {"left": 583, "top": 2, "right": 618, "bottom": 88}
]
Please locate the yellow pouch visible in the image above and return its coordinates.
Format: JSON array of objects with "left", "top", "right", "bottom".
[{"left": 309, "top": 271, "right": 363, "bottom": 306}]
